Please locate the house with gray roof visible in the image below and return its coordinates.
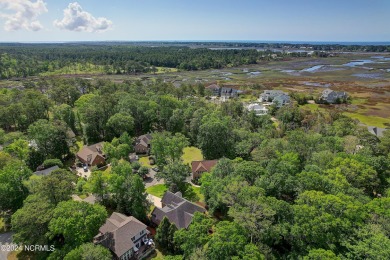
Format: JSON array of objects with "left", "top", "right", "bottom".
[
  {"left": 259, "top": 90, "right": 290, "bottom": 107},
  {"left": 33, "top": 166, "right": 59, "bottom": 177},
  {"left": 151, "top": 191, "right": 206, "bottom": 229},
  {"left": 246, "top": 103, "right": 269, "bottom": 116},
  {"left": 319, "top": 89, "right": 348, "bottom": 104},
  {"left": 273, "top": 94, "right": 291, "bottom": 107},
  {"left": 94, "top": 212, "right": 153, "bottom": 260},
  {"left": 259, "top": 90, "right": 287, "bottom": 102},
  {"left": 367, "top": 126, "right": 387, "bottom": 138}
]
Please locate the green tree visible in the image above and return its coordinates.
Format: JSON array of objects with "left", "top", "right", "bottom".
[
  {"left": 48, "top": 201, "right": 107, "bottom": 247},
  {"left": 40, "top": 169, "right": 76, "bottom": 205},
  {"left": 197, "top": 114, "right": 235, "bottom": 159},
  {"left": 0, "top": 160, "right": 31, "bottom": 214},
  {"left": 3, "top": 138, "right": 29, "bottom": 161},
  {"left": 64, "top": 243, "right": 112, "bottom": 260},
  {"left": 205, "top": 221, "right": 248, "bottom": 260},
  {"left": 28, "top": 119, "right": 70, "bottom": 159},
  {"left": 151, "top": 131, "right": 189, "bottom": 167},
  {"left": 174, "top": 213, "right": 213, "bottom": 257},
  {"left": 303, "top": 249, "right": 340, "bottom": 260},
  {"left": 11, "top": 194, "right": 54, "bottom": 245},
  {"left": 156, "top": 161, "right": 189, "bottom": 193},
  {"left": 106, "top": 112, "right": 135, "bottom": 138}
]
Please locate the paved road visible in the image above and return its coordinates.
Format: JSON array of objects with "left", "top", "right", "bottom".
[{"left": 0, "top": 232, "right": 14, "bottom": 260}]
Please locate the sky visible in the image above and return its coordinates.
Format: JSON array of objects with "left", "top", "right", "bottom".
[{"left": 0, "top": 0, "right": 389, "bottom": 42}]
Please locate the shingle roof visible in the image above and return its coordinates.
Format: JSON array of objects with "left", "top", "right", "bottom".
[
  {"left": 33, "top": 166, "right": 59, "bottom": 176},
  {"left": 152, "top": 191, "right": 206, "bottom": 229},
  {"left": 135, "top": 134, "right": 152, "bottom": 148},
  {"left": 99, "top": 212, "right": 147, "bottom": 257},
  {"left": 77, "top": 142, "right": 105, "bottom": 164},
  {"left": 191, "top": 160, "right": 218, "bottom": 173}
]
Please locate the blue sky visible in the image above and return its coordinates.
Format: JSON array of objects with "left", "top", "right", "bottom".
[{"left": 0, "top": 0, "right": 389, "bottom": 42}]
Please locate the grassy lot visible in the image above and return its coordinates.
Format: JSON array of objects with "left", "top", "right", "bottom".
[
  {"left": 146, "top": 184, "right": 168, "bottom": 198},
  {"left": 139, "top": 156, "right": 153, "bottom": 168},
  {"left": 146, "top": 183, "right": 204, "bottom": 203},
  {"left": 344, "top": 112, "right": 390, "bottom": 128},
  {"left": 0, "top": 217, "right": 5, "bottom": 233},
  {"left": 181, "top": 147, "right": 203, "bottom": 166}
]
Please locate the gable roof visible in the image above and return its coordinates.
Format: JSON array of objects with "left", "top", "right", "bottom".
[
  {"left": 135, "top": 134, "right": 152, "bottom": 148},
  {"left": 77, "top": 142, "right": 105, "bottom": 164},
  {"left": 152, "top": 191, "right": 206, "bottom": 229},
  {"left": 191, "top": 160, "right": 218, "bottom": 173},
  {"left": 207, "top": 84, "right": 220, "bottom": 90},
  {"left": 99, "top": 212, "right": 147, "bottom": 257},
  {"left": 33, "top": 166, "right": 59, "bottom": 176},
  {"left": 367, "top": 126, "right": 387, "bottom": 137}
]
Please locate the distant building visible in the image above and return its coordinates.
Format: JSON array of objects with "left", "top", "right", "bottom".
[
  {"left": 221, "top": 87, "right": 240, "bottom": 99},
  {"left": 77, "top": 142, "right": 106, "bottom": 167},
  {"left": 206, "top": 84, "right": 221, "bottom": 96},
  {"left": 33, "top": 166, "right": 59, "bottom": 177},
  {"left": 94, "top": 212, "right": 153, "bottom": 260},
  {"left": 134, "top": 134, "right": 152, "bottom": 154},
  {"left": 259, "top": 90, "right": 287, "bottom": 102},
  {"left": 246, "top": 103, "right": 269, "bottom": 116},
  {"left": 319, "top": 89, "right": 348, "bottom": 104},
  {"left": 259, "top": 90, "right": 290, "bottom": 107},
  {"left": 367, "top": 126, "right": 387, "bottom": 138},
  {"left": 273, "top": 94, "right": 291, "bottom": 107},
  {"left": 151, "top": 191, "right": 206, "bottom": 229},
  {"left": 191, "top": 160, "right": 218, "bottom": 180}
]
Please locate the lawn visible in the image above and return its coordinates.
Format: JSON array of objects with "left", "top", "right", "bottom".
[
  {"left": 0, "top": 217, "right": 5, "bottom": 233},
  {"left": 181, "top": 147, "right": 203, "bottom": 166},
  {"left": 344, "top": 112, "right": 390, "bottom": 128},
  {"left": 146, "top": 184, "right": 168, "bottom": 198},
  {"left": 139, "top": 156, "right": 153, "bottom": 168},
  {"left": 146, "top": 183, "right": 204, "bottom": 203}
]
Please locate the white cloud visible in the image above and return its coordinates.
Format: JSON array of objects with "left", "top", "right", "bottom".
[
  {"left": 54, "top": 2, "right": 113, "bottom": 33},
  {"left": 0, "top": 0, "right": 48, "bottom": 31}
]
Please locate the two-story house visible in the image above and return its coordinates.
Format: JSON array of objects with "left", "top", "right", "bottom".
[{"left": 94, "top": 212, "right": 153, "bottom": 260}]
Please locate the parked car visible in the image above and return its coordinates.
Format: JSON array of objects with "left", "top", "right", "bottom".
[
  {"left": 152, "top": 167, "right": 159, "bottom": 172},
  {"left": 83, "top": 165, "right": 88, "bottom": 172}
]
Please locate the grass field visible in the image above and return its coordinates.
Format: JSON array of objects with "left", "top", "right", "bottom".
[
  {"left": 146, "top": 184, "right": 168, "bottom": 198},
  {"left": 344, "top": 112, "right": 390, "bottom": 128},
  {"left": 146, "top": 183, "right": 204, "bottom": 203},
  {"left": 139, "top": 156, "right": 153, "bottom": 168},
  {"left": 182, "top": 147, "right": 203, "bottom": 166}
]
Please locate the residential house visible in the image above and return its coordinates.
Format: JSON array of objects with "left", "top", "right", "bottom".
[
  {"left": 206, "top": 84, "right": 221, "bottom": 96},
  {"left": 220, "top": 87, "right": 240, "bottom": 100},
  {"left": 151, "top": 191, "right": 206, "bottom": 229},
  {"left": 319, "top": 89, "right": 348, "bottom": 104},
  {"left": 33, "top": 166, "right": 59, "bottom": 177},
  {"left": 94, "top": 212, "right": 153, "bottom": 260},
  {"left": 76, "top": 142, "right": 106, "bottom": 167},
  {"left": 273, "top": 94, "right": 291, "bottom": 107},
  {"left": 134, "top": 134, "right": 152, "bottom": 154},
  {"left": 246, "top": 103, "right": 269, "bottom": 116},
  {"left": 191, "top": 160, "right": 218, "bottom": 180},
  {"left": 259, "top": 90, "right": 287, "bottom": 102},
  {"left": 367, "top": 126, "right": 387, "bottom": 138}
]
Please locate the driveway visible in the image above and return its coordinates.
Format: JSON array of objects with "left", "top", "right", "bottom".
[
  {"left": 0, "top": 232, "right": 14, "bottom": 260},
  {"left": 76, "top": 166, "right": 91, "bottom": 179},
  {"left": 147, "top": 194, "right": 162, "bottom": 208},
  {"left": 144, "top": 169, "right": 164, "bottom": 188}
]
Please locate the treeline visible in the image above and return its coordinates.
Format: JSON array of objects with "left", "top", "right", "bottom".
[{"left": 0, "top": 44, "right": 276, "bottom": 79}]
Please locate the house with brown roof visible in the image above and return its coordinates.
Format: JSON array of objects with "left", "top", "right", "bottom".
[
  {"left": 76, "top": 142, "right": 106, "bottom": 167},
  {"left": 94, "top": 212, "right": 153, "bottom": 260},
  {"left": 191, "top": 160, "right": 218, "bottom": 180},
  {"left": 134, "top": 134, "right": 152, "bottom": 154},
  {"left": 151, "top": 191, "right": 206, "bottom": 229}
]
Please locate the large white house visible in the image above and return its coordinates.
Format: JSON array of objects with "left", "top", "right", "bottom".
[{"left": 246, "top": 103, "right": 269, "bottom": 116}]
